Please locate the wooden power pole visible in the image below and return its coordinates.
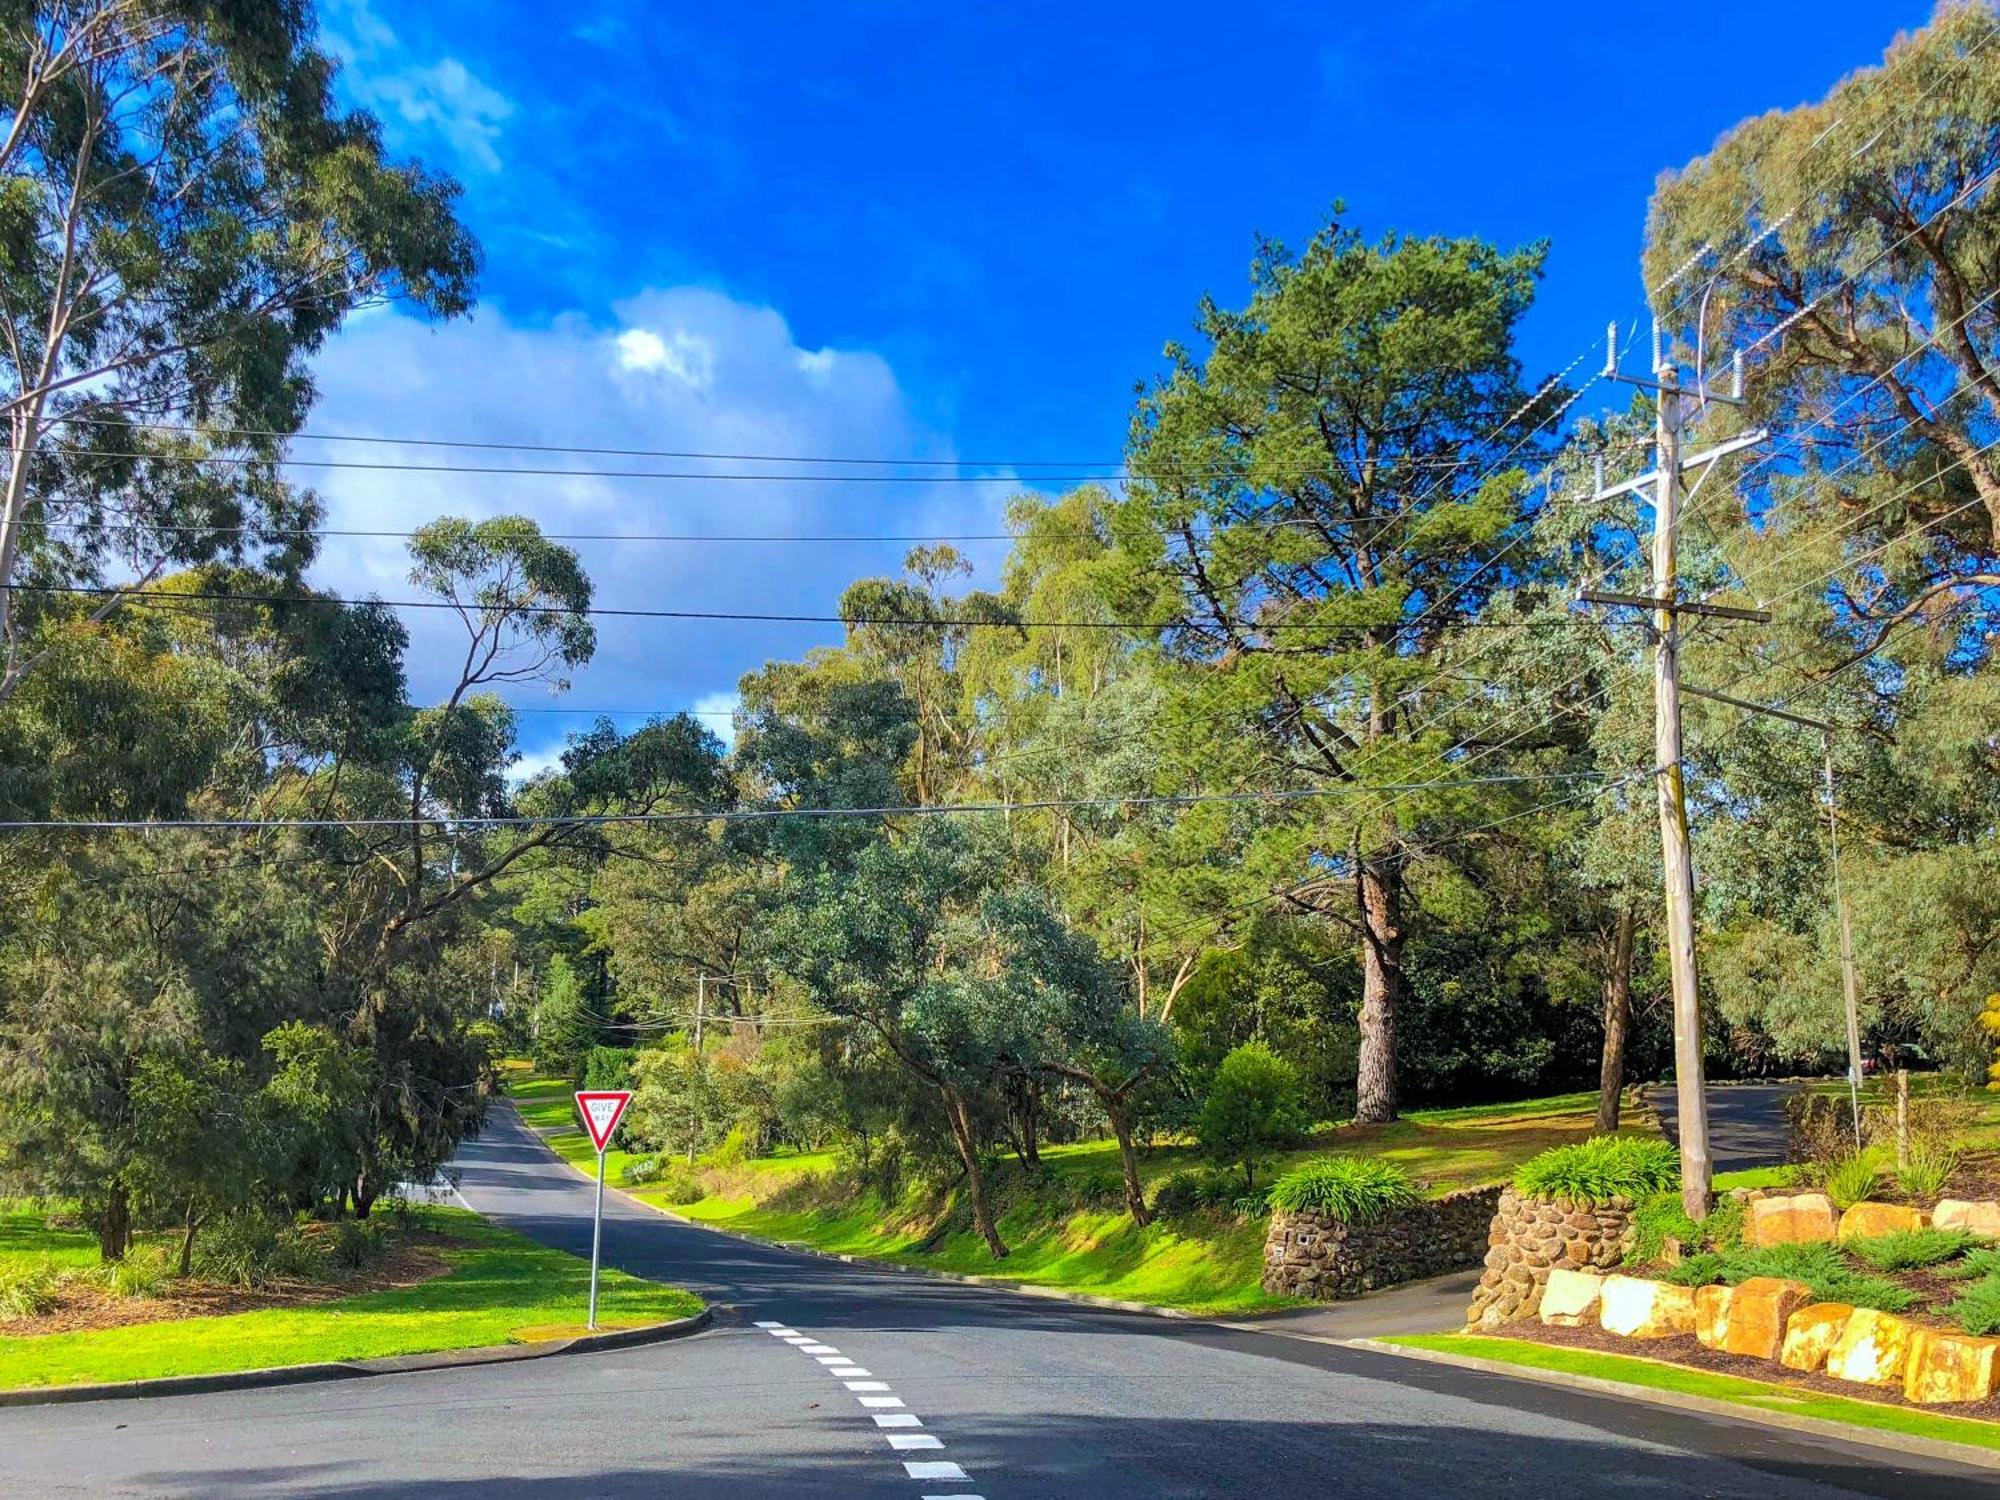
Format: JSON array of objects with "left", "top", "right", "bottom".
[{"left": 1582, "top": 324, "right": 1770, "bottom": 1221}]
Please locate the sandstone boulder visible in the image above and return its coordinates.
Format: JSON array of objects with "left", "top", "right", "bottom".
[
  {"left": 1932, "top": 1199, "right": 2000, "bottom": 1238},
  {"left": 1837, "top": 1201, "right": 1928, "bottom": 1242},
  {"left": 1780, "top": 1302, "right": 1857, "bottom": 1373},
  {"left": 1693, "top": 1276, "right": 1812, "bottom": 1360},
  {"left": 1539, "top": 1267, "right": 1604, "bottom": 1327},
  {"left": 1825, "top": 1308, "right": 1913, "bottom": 1387},
  {"left": 1599, "top": 1275, "right": 1697, "bottom": 1339},
  {"left": 1904, "top": 1327, "right": 2000, "bottom": 1406},
  {"left": 1746, "top": 1193, "right": 1838, "bottom": 1248}
]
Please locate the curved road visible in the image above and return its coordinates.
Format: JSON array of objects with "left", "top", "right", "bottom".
[{"left": 0, "top": 1102, "right": 1986, "bottom": 1498}]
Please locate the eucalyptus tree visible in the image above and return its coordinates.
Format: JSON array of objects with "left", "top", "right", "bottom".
[
  {"left": 0, "top": 0, "right": 477, "bottom": 700},
  {"left": 1118, "top": 216, "right": 1558, "bottom": 1122}
]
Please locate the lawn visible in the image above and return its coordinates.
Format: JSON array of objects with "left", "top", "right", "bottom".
[
  {"left": 1388, "top": 1333, "right": 2000, "bottom": 1455},
  {"left": 503, "top": 1066, "right": 1610, "bottom": 1315},
  {"left": 0, "top": 1205, "right": 703, "bottom": 1391}
]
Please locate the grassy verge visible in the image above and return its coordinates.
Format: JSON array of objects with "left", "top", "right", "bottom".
[
  {"left": 0, "top": 1206, "right": 702, "bottom": 1391},
  {"left": 1387, "top": 1334, "right": 2000, "bottom": 1454},
  {"left": 504, "top": 1066, "right": 1609, "bottom": 1316}
]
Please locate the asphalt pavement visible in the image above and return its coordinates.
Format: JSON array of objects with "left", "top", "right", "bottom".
[
  {"left": 1649, "top": 1083, "right": 1801, "bottom": 1171},
  {"left": 0, "top": 1100, "right": 1990, "bottom": 1498}
]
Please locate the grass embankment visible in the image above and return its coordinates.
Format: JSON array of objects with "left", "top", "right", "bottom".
[
  {"left": 1387, "top": 1333, "right": 2000, "bottom": 1455},
  {"left": 0, "top": 1204, "right": 702, "bottom": 1391},
  {"left": 505, "top": 1066, "right": 1605, "bottom": 1315}
]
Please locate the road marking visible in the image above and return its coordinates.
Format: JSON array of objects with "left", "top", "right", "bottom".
[
  {"left": 829, "top": 1367, "right": 872, "bottom": 1377},
  {"left": 922, "top": 1494, "right": 985, "bottom": 1499},
  {"left": 905, "top": 1461, "right": 969, "bottom": 1481},
  {"left": 799, "top": 1342, "right": 840, "bottom": 1354},
  {"left": 814, "top": 1354, "right": 851, "bottom": 1364},
  {"left": 780, "top": 1334, "right": 815, "bottom": 1344},
  {"left": 872, "top": 1414, "right": 922, "bottom": 1428},
  {"left": 842, "top": 1379, "right": 891, "bottom": 1391},
  {"left": 764, "top": 1328, "right": 798, "bottom": 1338},
  {"left": 753, "top": 1320, "right": 785, "bottom": 1329},
  {"left": 857, "top": 1395, "right": 905, "bottom": 1408},
  {"left": 887, "top": 1434, "right": 945, "bottom": 1451}
]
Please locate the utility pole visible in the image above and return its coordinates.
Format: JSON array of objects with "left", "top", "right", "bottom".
[
  {"left": 693, "top": 974, "right": 706, "bottom": 1055},
  {"left": 1582, "top": 324, "right": 1771, "bottom": 1221}
]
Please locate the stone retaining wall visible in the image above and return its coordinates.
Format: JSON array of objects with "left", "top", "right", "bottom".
[
  {"left": 1463, "top": 1187, "right": 1638, "bottom": 1331},
  {"left": 1260, "top": 1186, "right": 1503, "bottom": 1300}
]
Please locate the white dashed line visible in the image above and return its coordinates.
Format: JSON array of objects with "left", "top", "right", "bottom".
[{"left": 759, "top": 1318, "right": 978, "bottom": 1490}]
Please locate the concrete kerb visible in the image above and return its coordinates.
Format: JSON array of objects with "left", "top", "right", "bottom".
[
  {"left": 0, "top": 1306, "right": 713, "bottom": 1409},
  {"left": 1343, "top": 1335, "right": 2000, "bottom": 1476}
]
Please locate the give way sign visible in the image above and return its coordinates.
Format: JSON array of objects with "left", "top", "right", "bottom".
[{"left": 575, "top": 1090, "right": 632, "bottom": 1153}]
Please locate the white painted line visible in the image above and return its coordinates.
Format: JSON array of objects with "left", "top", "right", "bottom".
[
  {"left": 843, "top": 1379, "right": 891, "bottom": 1392},
  {"left": 905, "top": 1461, "right": 969, "bottom": 1481},
  {"left": 827, "top": 1367, "right": 872, "bottom": 1377},
  {"left": 799, "top": 1343, "right": 840, "bottom": 1354},
  {"left": 872, "top": 1413, "right": 922, "bottom": 1428},
  {"left": 858, "top": 1395, "right": 905, "bottom": 1409},
  {"left": 887, "top": 1433, "right": 945, "bottom": 1451},
  {"left": 814, "top": 1355, "right": 852, "bottom": 1364},
  {"left": 753, "top": 1320, "right": 785, "bottom": 1329},
  {"left": 781, "top": 1336, "right": 815, "bottom": 1345},
  {"left": 765, "top": 1329, "right": 799, "bottom": 1338},
  {"left": 922, "top": 1494, "right": 984, "bottom": 1500}
]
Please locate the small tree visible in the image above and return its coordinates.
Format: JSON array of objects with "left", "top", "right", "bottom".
[
  {"left": 531, "top": 955, "right": 594, "bottom": 1080},
  {"left": 1197, "top": 1040, "right": 1307, "bottom": 1189}
]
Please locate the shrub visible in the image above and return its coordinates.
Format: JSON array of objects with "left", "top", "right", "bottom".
[
  {"left": 582, "top": 1045, "right": 636, "bottom": 1093},
  {"left": 1196, "top": 1041, "right": 1307, "bottom": 1189},
  {"left": 705, "top": 1123, "right": 753, "bottom": 1169},
  {"left": 1067, "top": 1168, "right": 1127, "bottom": 1210},
  {"left": 1785, "top": 1090, "right": 1867, "bottom": 1168},
  {"left": 0, "top": 1259, "right": 61, "bottom": 1319},
  {"left": 655, "top": 1165, "right": 706, "bottom": 1203},
  {"left": 1630, "top": 1189, "right": 1744, "bottom": 1263},
  {"left": 1845, "top": 1227, "right": 1982, "bottom": 1273},
  {"left": 1937, "top": 1247, "right": 2000, "bottom": 1282},
  {"left": 329, "top": 1218, "right": 388, "bottom": 1271},
  {"left": 1819, "top": 1151, "right": 1883, "bottom": 1211},
  {"left": 1230, "top": 1192, "right": 1272, "bottom": 1219},
  {"left": 193, "top": 1215, "right": 326, "bottom": 1288},
  {"left": 1664, "top": 1242, "right": 1915, "bottom": 1313},
  {"left": 621, "top": 1156, "right": 663, "bottom": 1186},
  {"left": 1897, "top": 1143, "right": 1960, "bottom": 1203},
  {"left": 1948, "top": 1276, "right": 2000, "bottom": 1337},
  {"left": 1151, "top": 1168, "right": 1239, "bottom": 1218},
  {"left": 1268, "top": 1156, "right": 1421, "bottom": 1223},
  {"left": 1513, "top": 1135, "right": 1679, "bottom": 1206},
  {"left": 106, "top": 1246, "right": 175, "bottom": 1299}
]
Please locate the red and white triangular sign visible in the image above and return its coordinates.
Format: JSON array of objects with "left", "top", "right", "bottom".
[{"left": 575, "top": 1090, "right": 632, "bottom": 1153}]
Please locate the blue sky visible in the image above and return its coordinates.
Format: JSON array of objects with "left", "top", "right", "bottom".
[{"left": 300, "top": 0, "right": 1938, "bottom": 775}]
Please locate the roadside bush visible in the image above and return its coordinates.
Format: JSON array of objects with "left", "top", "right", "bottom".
[
  {"left": 1663, "top": 1242, "right": 1916, "bottom": 1313},
  {"left": 621, "top": 1156, "right": 663, "bottom": 1186},
  {"left": 329, "top": 1218, "right": 389, "bottom": 1270},
  {"left": 1066, "top": 1168, "right": 1127, "bottom": 1210},
  {"left": 1846, "top": 1227, "right": 1982, "bottom": 1273},
  {"left": 655, "top": 1165, "right": 706, "bottom": 1203},
  {"left": 1897, "top": 1143, "right": 1960, "bottom": 1202},
  {"left": 0, "top": 1258, "right": 61, "bottom": 1318},
  {"left": 1230, "top": 1192, "right": 1272, "bottom": 1219},
  {"left": 1196, "top": 1040, "right": 1307, "bottom": 1189},
  {"left": 106, "top": 1245, "right": 175, "bottom": 1299},
  {"left": 1151, "top": 1168, "right": 1240, "bottom": 1218},
  {"left": 1818, "top": 1151, "right": 1883, "bottom": 1210},
  {"left": 1785, "top": 1091, "right": 1867, "bottom": 1168},
  {"left": 193, "top": 1215, "right": 327, "bottom": 1288},
  {"left": 582, "top": 1046, "right": 636, "bottom": 1093},
  {"left": 1267, "top": 1156, "right": 1420, "bottom": 1223},
  {"left": 1947, "top": 1276, "right": 2000, "bottom": 1337},
  {"left": 1513, "top": 1136, "right": 1679, "bottom": 1206},
  {"left": 705, "top": 1124, "right": 753, "bottom": 1169},
  {"left": 1629, "top": 1189, "right": 1744, "bottom": 1263}
]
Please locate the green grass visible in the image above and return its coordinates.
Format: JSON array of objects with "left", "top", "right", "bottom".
[
  {"left": 505, "top": 1067, "right": 1612, "bottom": 1315},
  {"left": 1389, "top": 1334, "right": 2000, "bottom": 1453},
  {"left": 0, "top": 1207, "right": 702, "bottom": 1391}
]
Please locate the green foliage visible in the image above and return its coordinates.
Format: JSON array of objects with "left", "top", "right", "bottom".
[
  {"left": 1151, "top": 1169, "right": 1242, "bottom": 1218},
  {"left": 1196, "top": 1042, "right": 1308, "bottom": 1189},
  {"left": 192, "top": 1216, "right": 326, "bottom": 1290},
  {"left": 1937, "top": 1247, "right": 2000, "bottom": 1282},
  {"left": 1513, "top": 1136, "right": 1679, "bottom": 1206},
  {"left": 532, "top": 955, "right": 596, "bottom": 1081},
  {"left": 654, "top": 1166, "right": 708, "bottom": 1204},
  {"left": 0, "top": 1258, "right": 62, "bottom": 1319},
  {"left": 1662, "top": 1242, "right": 1916, "bottom": 1313},
  {"left": 1630, "top": 1190, "right": 1744, "bottom": 1263},
  {"left": 329, "top": 1220, "right": 389, "bottom": 1272},
  {"left": 1267, "top": 1156, "right": 1421, "bottom": 1223},
  {"left": 106, "top": 1247, "right": 176, "bottom": 1301},
  {"left": 1897, "top": 1143, "right": 1960, "bottom": 1203},
  {"left": 1846, "top": 1228, "right": 1983, "bottom": 1273},
  {"left": 582, "top": 1047, "right": 635, "bottom": 1094},
  {"left": 1820, "top": 1152, "right": 1884, "bottom": 1211},
  {"left": 1947, "top": 1277, "right": 2000, "bottom": 1338}
]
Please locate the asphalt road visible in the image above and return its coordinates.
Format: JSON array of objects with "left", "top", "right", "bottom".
[
  {"left": 1650, "top": 1083, "right": 1801, "bottom": 1171},
  {"left": 0, "top": 1102, "right": 1990, "bottom": 1499}
]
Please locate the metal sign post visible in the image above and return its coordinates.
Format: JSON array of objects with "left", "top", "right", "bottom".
[{"left": 574, "top": 1090, "right": 633, "bottom": 1331}]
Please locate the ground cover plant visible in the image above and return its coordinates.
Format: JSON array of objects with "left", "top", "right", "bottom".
[
  {"left": 1267, "top": 1157, "right": 1421, "bottom": 1222},
  {"left": 1513, "top": 1136, "right": 1680, "bottom": 1205}
]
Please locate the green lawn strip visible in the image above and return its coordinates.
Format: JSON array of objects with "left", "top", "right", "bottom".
[
  {"left": 1, "top": 1205, "right": 99, "bottom": 1272},
  {"left": 1386, "top": 1334, "right": 2000, "bottom": 1454},
  {"left": 0, "top": 1207, "right": 702, "bottom": 1391}
]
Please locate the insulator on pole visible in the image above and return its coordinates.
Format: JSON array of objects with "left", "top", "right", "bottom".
[
  {"left": 1593, "top": 454, "right": 1606, "bottom": 494},
  {"left": 1651, "top": 318, "right": 1664, "bottom": 375},
  {"left": 1731, "top": 350, "right": 1745, "bottom": 400},
  {"left": 1605, "top": 321, "right": 1619, "bottom": 377}
]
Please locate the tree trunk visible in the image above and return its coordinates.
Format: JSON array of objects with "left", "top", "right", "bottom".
[
  {"left": 96, "top": 1183, "right": 131, "bottom": 1263},
  {"left": 1016, "top": 1078, "right": 1041, "bottom": 1171},
  {"left": 1103, "top": 1094, "right": 1152, "bottom": 1227},
  {"left": 178, "top": 1205, "right": 199, "bottom": 1278},
  {"left": 1354, "top": 848, "right": 1405, "bottom": 1125},
  {"left": 1596, "top": 903, "right": 1636, "bottom": 1135},
  {"left": 352, "top": 1171, "right": 377, "bottom": 1220},
  {"left": 941, "top": 1086, "right": 1007, "bottom": 1259}
]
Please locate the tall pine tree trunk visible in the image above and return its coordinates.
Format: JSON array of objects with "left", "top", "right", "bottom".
[
  {"left": 941, "top": 1087, "right": 1007, "bottom": 1259},
  {"left": 1355, "top": 847, "right": 1405, "bottom": 1125},
  {"left": 1595, "top": 903, "right": 1636, "bottom": 1134},
  {"left": 96, "top": 1183, "right": 131, "bottom": 1263}
]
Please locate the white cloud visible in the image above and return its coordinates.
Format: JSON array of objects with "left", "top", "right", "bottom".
[
  {"left": 295, "top": 286, "right": 1026, "bottom": 768},
  {"left": 691, "top": 690, "right": 742, "bottom": 750},
  {"left": 324, "top": 0, "right": 514, "bottom": 173}
]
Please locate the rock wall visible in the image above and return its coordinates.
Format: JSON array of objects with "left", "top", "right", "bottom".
[
  {"left": 1261, "top": 1186, "right": 1503, "bottom": 1300},
  {"left": 1463, "top": 1187, "right": 1637, "bottom": 1331}
]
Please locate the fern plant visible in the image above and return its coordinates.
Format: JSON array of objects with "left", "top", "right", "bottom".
[
  {"left": 1514, "top": 1136, "right": 1679, "bottom": 1206},
  {"left": 1845, "top": 1227, "right": 1982, "bottom": 1273},
  {"left": 1267, "top": 1156, "right": 1420, "bottom": 1223}
]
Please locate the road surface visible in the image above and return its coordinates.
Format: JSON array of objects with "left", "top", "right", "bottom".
[
  {"left": 0, "top": 1100, "right": 1986, "bottom": 1498},
  {"left": 1650, "top": 1083, "right": 1801, "bottom": 1170}
]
